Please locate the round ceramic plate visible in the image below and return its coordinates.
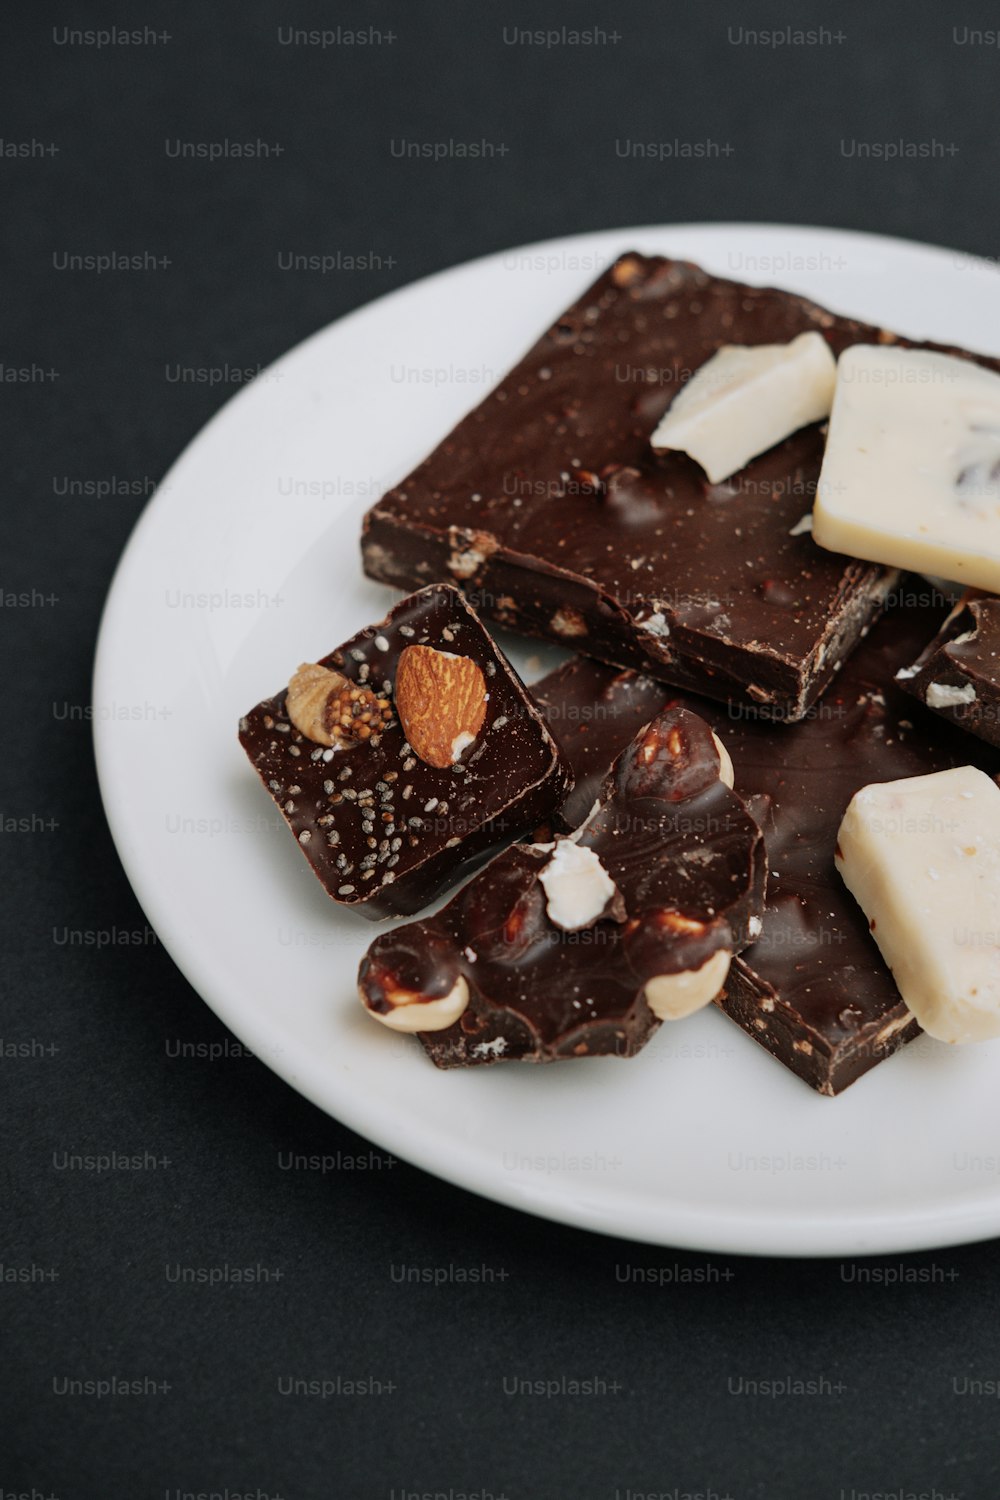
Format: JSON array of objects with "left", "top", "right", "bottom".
[{"left": 94, "top": 224, "right": 1000, "bottom": 1257}]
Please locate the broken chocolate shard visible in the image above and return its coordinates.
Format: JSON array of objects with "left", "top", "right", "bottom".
[
  {"left": 358, "top": 707, "right": 765, "bottom": 1065},
  {"left": 239, "top": 584, "right": 572, "bottom": 919}
]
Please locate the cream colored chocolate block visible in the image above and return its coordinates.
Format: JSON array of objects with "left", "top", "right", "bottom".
[
  {"left": 814, "top": 345, "right": 1000, "bottom": 589},
  {"left": 835, "top": 766, "right": 1000, "bottom": 1044},
  {"left": 649, "top": 331, "right": 837, "bottom": 484}
]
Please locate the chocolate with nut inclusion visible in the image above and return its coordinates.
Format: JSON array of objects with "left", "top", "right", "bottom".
[
  {"left": 897, "top": 590, "right": 1000, "bottom": 749},
  {"left": 238, "top": 584, "right": 572, "bottom": 919},
  {"left": 358, "top": 708, "right": 766, "bottom": 1065},
  {"left": 531, "top": 590, "right": 1000, "bottom": 1093},
  {"left": 363, "top": 252, "right": 1000, "bottom": 720}
]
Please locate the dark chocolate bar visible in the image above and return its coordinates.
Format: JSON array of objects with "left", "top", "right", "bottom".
[
  {"left": 358, "top": 708, "right": 765, "bottom": 1065},
  {"left": 531, "top": 588, "right": 1000, "bottom": 1094},
  {"left": 897, "top": 590, "right": 1000, "bottom": 748},
  {"left": 239, "top": 584, "right": 571, "bottom": 919},
  {"left": 363, "top": 254, "right": 1000, "bottom": 720}
]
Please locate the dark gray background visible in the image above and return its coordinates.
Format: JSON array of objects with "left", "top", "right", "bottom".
[{"left": 4, "top": 1, "right": 1000, "bottom": 1494}]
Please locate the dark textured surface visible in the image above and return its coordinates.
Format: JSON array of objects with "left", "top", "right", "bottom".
[{"left": 5, "top": 1, "right": 1000, "bottom": 1495}]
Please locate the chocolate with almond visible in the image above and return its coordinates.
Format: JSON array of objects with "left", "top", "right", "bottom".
[{"left": 238, "top": 584, "right": 572, "bottom": 919}]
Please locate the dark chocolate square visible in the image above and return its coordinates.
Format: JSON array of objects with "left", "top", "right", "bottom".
[{"left": 239, "top": 584, "right": 572, "bottom": 918}]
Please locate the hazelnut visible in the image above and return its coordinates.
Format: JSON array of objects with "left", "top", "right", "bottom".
[{"left": 286, "top": 662, "right": 392, "bottom": 748}]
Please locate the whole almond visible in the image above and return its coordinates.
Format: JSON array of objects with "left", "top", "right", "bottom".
[{"left": 395, "top": 644, "right": 488, "bottom": 769}]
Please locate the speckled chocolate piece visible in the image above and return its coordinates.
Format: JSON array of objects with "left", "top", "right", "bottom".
[
  {"left": 238, "top": 584, "right": 572, "bottom": 919},
  {"left": 363, "top": 253, "right": 997, "bottom": 720},
  {"left": 531, "top": 592, "right": 1000, "bottom": 1093},
  {"left": 359, "top": 708, "right": 766, "bottom": 1066},
  {"left": 897, "top": 590, "right": 1000, "bottom": 749}
]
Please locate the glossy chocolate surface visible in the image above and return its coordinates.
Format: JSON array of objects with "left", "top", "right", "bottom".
[
  {"left": 359, "top": 708, "right": 765, "bottom": 1066},
  {"left": 899, "top": 590, "right": 1000, "bottom": 749},
  {"left": 363, "top": 254, "right": 999, "bottom": 719},
  {"left": 531, "top": 658, "right": 673, "bottom": 830},
  {"left": 531, "top": 589, "right": 1000, "bottom": 1093},
  {"left": 238, "top": 584, "right": 571, "bottom": 919}
]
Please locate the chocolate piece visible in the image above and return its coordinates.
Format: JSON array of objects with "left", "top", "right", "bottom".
[
  {"left": 898, "top": 591, "right": 1000, "bottom": 748},
  {"left": 532, "top": 658, "right": 671, "bottom": 830},
  {"left": 358, "top": 708, "right": 765, "bottom": 1065},
  {"left": 238, "top": 584, "right": 572, "bottom": 919},
  {"left": 531, "top": 589, "right": 1000, "bottom": 1093},
  {"left": 814, "top": 346, "right": 1000, "bottom": 591},
  {"left": 835, "top": 767, "right": 1000, "bottom": 1045},
  {"left": 362, "top": 254, "right": 998, "bottom": 719}
]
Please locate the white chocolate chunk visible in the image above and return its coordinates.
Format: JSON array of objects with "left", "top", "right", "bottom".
[
  {"left": 363, "top": 974, "right": 470, "bottom": 1033},
  {"left": 645, "top": 949, "right": 732, "bottom": 1021},
  {"left": 539, "top": 841, "right": 618, "bottom": 931},
  {"left": 835, "top": 766, "right": 1000, "bottom": 1043},
  {"left": 814, "top": 345, "right": 1000, "bottom": 590},
  {"left": 649, "top": 332, "right": 837, "bottom": 484}
]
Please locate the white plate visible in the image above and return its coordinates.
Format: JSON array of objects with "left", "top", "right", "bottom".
[{"left": 94, "top": 224, "right": 1000, "bottom": 1257}]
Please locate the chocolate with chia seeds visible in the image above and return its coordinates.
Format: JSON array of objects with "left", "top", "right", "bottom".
[{"left": 239, "top": 584, "right": 572, "bottom": 919}]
